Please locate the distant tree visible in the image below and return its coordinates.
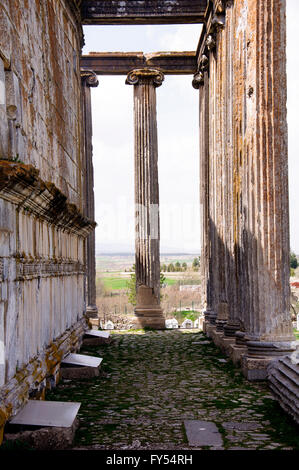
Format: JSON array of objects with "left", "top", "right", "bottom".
[
  {"left": 167, "top": 263, "right": 175, "bottom": 272},
  {"left": 161, "top": 264, "right": 167, "bottom": 272},
  {"left": 175, "top": 261, "right": 181, "bottom": 272},
  {"left": 192, "top": 257, "right": 200, "bottom": 271},
  {"left": 126, "top": 271, "right": 137, "bottom": 306},
  {"left": 182, "top": 262, "right": 187, "bottom": 271},
  {"left": 126, "top": 266, "right": 166, "bottom": 306},
  {"left": 290, "top": 252, "right": 298, "bottom": 270}
]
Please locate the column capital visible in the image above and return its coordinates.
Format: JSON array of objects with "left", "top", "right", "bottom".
[
  {"left": 192, "top": 71, "right": 204, "bottom": 89},
  {"left": 80, "top": 68, "right": 99, "bottom": 87},
  {"left": 125, "top": 68, "right": 164, "bottom": 88}
]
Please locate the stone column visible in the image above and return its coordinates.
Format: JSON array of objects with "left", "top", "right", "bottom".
[
  {"left": 193, "top": 69, "right": 216, "bottom": 329},
  {"left": 81, "top": 69, "right": 99, "bottom": 320},
  {"left": 239, "top": 0, "right": 296, "bottom": 380},
  {"left": 126, "top": 68, "right": 165, "bottom": 329}
]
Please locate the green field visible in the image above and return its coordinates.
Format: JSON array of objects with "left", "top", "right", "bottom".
[
  {"left": 101, "top": 276, "right": 178, "bottom": 291},
  {"left": 102, "top": 277, "right": 128, "bottom": 290},
  {"left": 294, "top": 329, "right": 299, "bottom": 340}
]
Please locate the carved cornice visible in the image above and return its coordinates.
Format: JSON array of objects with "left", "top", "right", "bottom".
[
  {"left": 65, "top": 1, "right": 84, "bottom": 48},
  {"left": 80, "top": 68, "right": 99, "bottom": 87},
  {"left": 0, "top": 161, "right": 96, "bottom": 237},
  {"left": 125, "top": 68, "right": 164, "bottom": 88},
  {"left": 193, "top": 0, "right": 227, "bottom": 88},
  {"left": 16, "top": 259, "right": 85, "bottom": 280}
]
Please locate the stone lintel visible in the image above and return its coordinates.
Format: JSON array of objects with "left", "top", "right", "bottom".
[
  {"left": 80, "top": 52, "right": 197, "bottom": 75},
  {"left": 81, "top": 1, "right": 207, "bottom": 25}
]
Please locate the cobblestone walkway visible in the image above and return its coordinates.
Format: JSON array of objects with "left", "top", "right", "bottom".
[{"left": 46, "top": 330, "right": 299, "bottom": 450}]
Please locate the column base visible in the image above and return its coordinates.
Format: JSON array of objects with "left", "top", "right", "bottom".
[
  {"left": 223, "top": 322, "right": 240, "bottom": 338},
  {"left": 86, "top": 305, "right": 98, "bottom": 319},
  {"left": 215, "top": 320, "right": 227, "bottom": 332},
  {"left": 242, "top": 340, "right": 297, "bottom": 381},
  {"left": 134, "top": 285, "right": 165, "bottom": 329},
  {"left": 134, "top": 307, "right": 165, "bottom": 329}
]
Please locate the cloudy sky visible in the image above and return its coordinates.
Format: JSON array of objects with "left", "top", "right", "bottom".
[{"left": 82, "top": 0, "right": 299, "bottom": 255}]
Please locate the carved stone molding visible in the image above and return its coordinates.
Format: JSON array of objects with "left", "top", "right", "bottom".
[
  {"left": 125, "top": 68, "right": 164, "bottom": 88},
  {"left": 192, "top": 71, "right": 204, "bottom": 89},
  {"left": 15, "top": 258, "right": 85, "bottom": 280},
  {"left": 0, "top": 161, "right": 96, "bottom": 237},
  {"left": 206, "top": 34, "right": 216, "bottom": 52},
  {"left": 193, "top": 0, "right": 228, "bottom": 87}
]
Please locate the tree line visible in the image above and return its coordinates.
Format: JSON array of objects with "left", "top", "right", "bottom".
[{"left": 161, "top": 257, "right": 200, "bottom": 272}]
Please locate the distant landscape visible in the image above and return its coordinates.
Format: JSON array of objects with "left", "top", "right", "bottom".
[
  {"left": 95, "top": 253, "right": 204, "bottom": 328},
  {"left": 96, "top": 253, "right": 200, "bottom": 273}
]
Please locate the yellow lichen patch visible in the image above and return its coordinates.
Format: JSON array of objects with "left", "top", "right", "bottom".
[{"left": 0, "top": 404, "right": 13, "bottom": 446}]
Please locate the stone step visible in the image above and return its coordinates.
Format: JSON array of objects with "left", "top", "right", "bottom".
[
  {"left": 267, "top": 358, "right": 299, "bottom": 425},
  {"left": 268, "top": 380, "right": 299, "bottom": 425},
  {"left": 268, "top": 369, "right": 299, "bottom": 400},
  {"left": 269, "top": 361, "right": 299, "bottom": 388}
]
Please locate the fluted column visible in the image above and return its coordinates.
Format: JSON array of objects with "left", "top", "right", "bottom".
[
  {"left": 238, "top": 0, "right": 296, "bottom": 379},
  {"left": 126, "top": 68, "right": 165, "bottom": 329},
  {"left": 81, "top": 69, "right": 99, "bottom": 320}
]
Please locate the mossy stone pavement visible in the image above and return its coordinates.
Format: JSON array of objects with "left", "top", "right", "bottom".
[{"left": 46, "top": 330, "right": 299, "bottom": 450}]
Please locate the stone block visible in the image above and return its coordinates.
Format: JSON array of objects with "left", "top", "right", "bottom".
[
  {"left": 4, "top": 417, "right": 79, "bottom": 450},
  {"left": 82, "top": 330, "right": 111, "bottom": 346},
  {"left": 242, "top": 355, "right": 274, "bottom": 381},
  {"left": 60, "top": 365, "right": 100, "bottom": 379}
]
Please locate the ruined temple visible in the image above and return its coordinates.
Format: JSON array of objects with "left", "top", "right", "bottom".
[{"left": 0, "top": 0, "right": 298, "bottom": 444}]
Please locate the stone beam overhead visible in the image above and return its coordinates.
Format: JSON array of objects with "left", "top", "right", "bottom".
[
  {"left": 80, "top": 52, "right": 197, "bottom": 75},
  {"left": 81, "top": 1, "right": 207, "bottom": 25}
]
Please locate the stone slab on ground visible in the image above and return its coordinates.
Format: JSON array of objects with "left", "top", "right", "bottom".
[
  {"left": 62, "top": 353, "right": 102, "bottom": 368},
  {"left": 184, "top": 420, "right": 223, "bottom": 448},
  {"left": 9, "top": 400, "right": 80, "bottom": 427},
  {"left": 83, "top": 330, "right": 111, "bottom": 346},
  {"left": 60, "top": 353, "right": 103, "bottom": 379}
]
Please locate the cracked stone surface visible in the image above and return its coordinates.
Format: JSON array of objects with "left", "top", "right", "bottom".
[{"left": 45, "top": 330, "right": 299, "bottom": 450}]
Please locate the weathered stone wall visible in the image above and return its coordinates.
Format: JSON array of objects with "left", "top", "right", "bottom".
[
  {"left": 196, "top": 0, "right": 296, "bottom": 381},
  {"left": 0, "top": 0, "right": 83, "bottom": 206},
  {"left": 0, "top": 0, "right": 90, "bottom": 441}
]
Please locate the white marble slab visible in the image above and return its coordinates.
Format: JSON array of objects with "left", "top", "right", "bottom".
[
  {"left": 85, "top": 330, "right": 110, "bottom": 339},
  {"left": 9, "top": 400, "right": 80, "bottom": 428},
  {"left": 61, "top": 353, "right": 102, "bottom": 368}
]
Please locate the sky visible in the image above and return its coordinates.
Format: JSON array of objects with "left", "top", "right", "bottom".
[{"left": 82, "top": 1, "right": 299, "bottom": 255}]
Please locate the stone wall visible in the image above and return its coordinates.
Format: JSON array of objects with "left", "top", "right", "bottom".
[
  {"left": 0, "top": 0, "right": 91, "bottom": 442},
  {"left": 0, "top": 0, "right": 84, "bottom": 206}
]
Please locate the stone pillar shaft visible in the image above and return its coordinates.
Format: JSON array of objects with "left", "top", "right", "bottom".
[
  {"left": 126, "top": 69, "right": 165, "bottom": 329},
  {"left": 194, "top": 0, "right": 295, "bottom": 378},
  {"left": 81, "top": 69, "right": 99, "bottom": 319},
  {"left": 240, "top": 1, "right": 296, "bottom": 378}
]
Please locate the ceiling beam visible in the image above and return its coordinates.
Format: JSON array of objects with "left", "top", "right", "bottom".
[
  {"left": 81, "top": 1, "right": 207, "bottom": 25},
  {"left": 80, "top": 52, "right": 197, "bottom": 75}
]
